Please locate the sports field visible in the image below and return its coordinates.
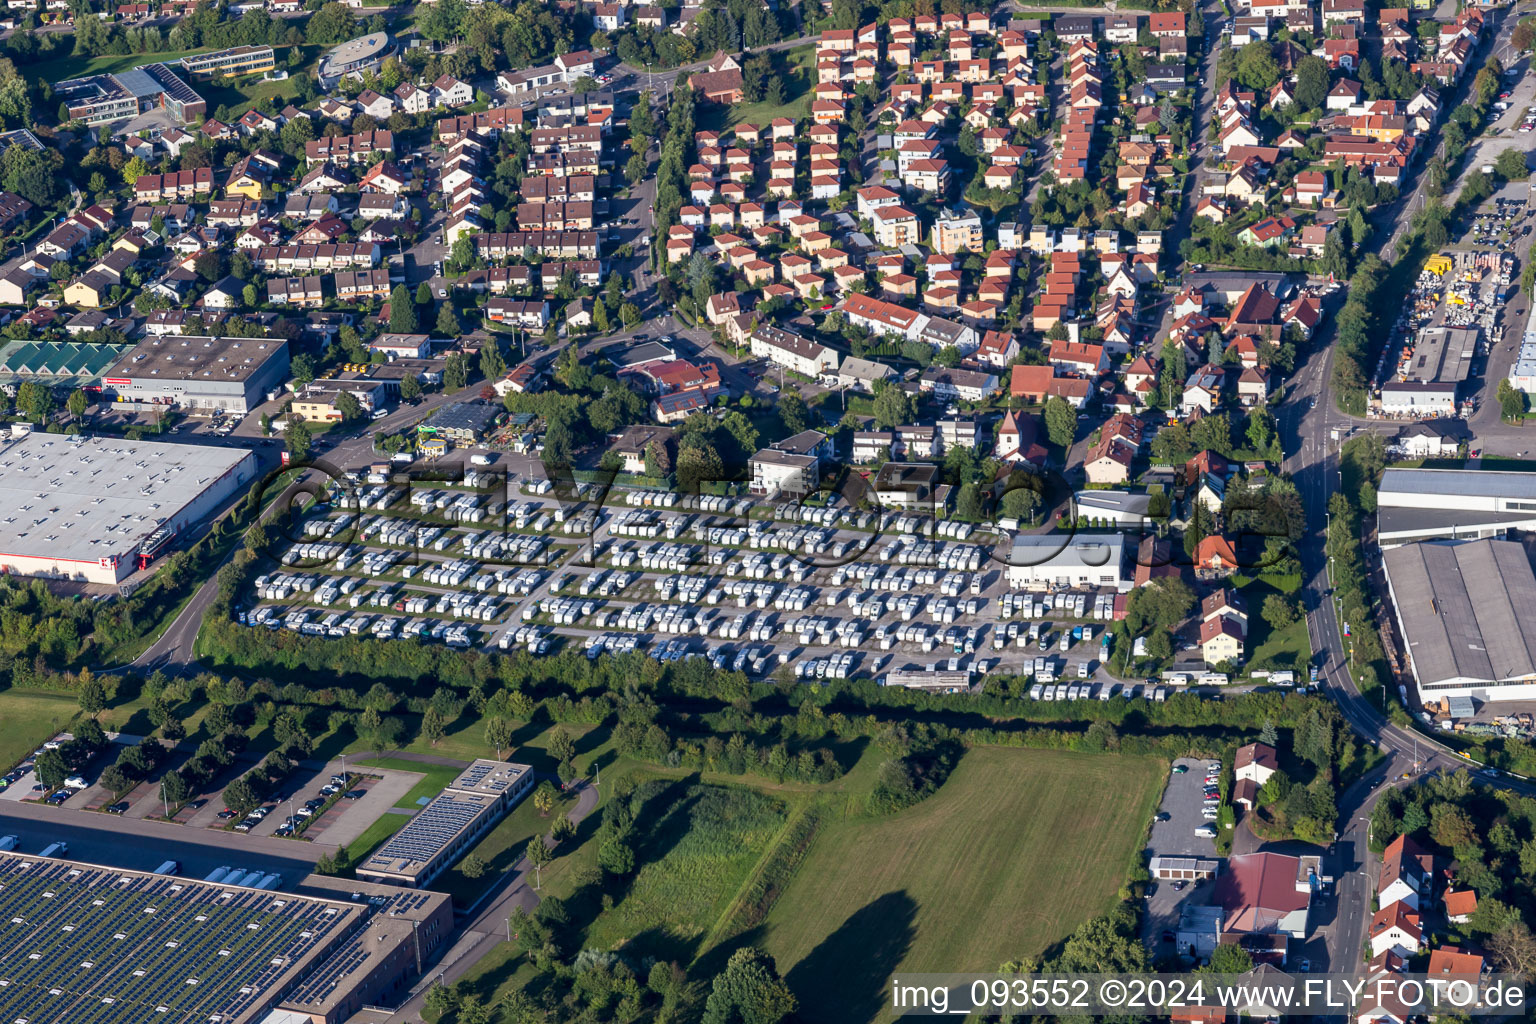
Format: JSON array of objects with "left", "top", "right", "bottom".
[{"left": 761, "top": 747, "right": 1163, "bottom": 1024}]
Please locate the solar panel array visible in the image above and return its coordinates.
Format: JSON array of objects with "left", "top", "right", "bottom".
[
  {"left": 0, "top": 856, "right": 357, "bottom": 1024},
  {"left": 284, "top": 930, "right": 372, "bottom": 1008},
  {"left": 454, "top": 763, "right": 495, "bottom": 790},
  {"left": 365, "top": 793, "right": 487, "bottom": 872}
]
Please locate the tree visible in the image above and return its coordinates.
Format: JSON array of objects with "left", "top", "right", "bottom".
[
  {"left": 307, "top": 0, "right": 357, "bottom": 43},
  {"left": 955, "top": 482, "right": 983, "bottom": 521},
  {"left": 1294, "top": 55, "right": 1330, "bottom": 111},
  {"left": 421, "top": 707, "right": 447, "bottom": 746},
  {"left": 1497, "top": 147, "right": 1530, "bottom": 181},
  {"left": 524, "top": 835, "right": 552, "bottom": 878},
  {"left": 34, "top": 748, "right": 66, "bottom": 790},
  {"left": 1043, "top": 396, "right": 1076, "bottom": 450},
  {"left": 443, "top": 353, "right": 469, "bottom": 391},
  {"left": 67, "top": 388, "right": 87, "bottom": 422},
  {"left": 223, "top": 777, "right": 259, "bottom": 817},
  {"left": 533, "top": 780, "right": 555, "bottom": 816},
  {"left": 702, "top": 947, "right": 798, "bottom": 1024},
  {"left": 460, "top": 853, "right": 487, "bottom": 878},
  {"left": 1489, "top": 921, "right": 1536, "bottom": 977},
  {"left": 1498, "top": 377, "right": 1527, "bottom": 420},
  {"left": 435, "top": 301, "right": 461, "bottom": 338},
  {"left": 1515, "top": 20, "right": 1536, "bottom": 54},
  {"left": 548, "top": 728, "right": 575, "bottom": 764},
  {"left": 484, "top": 717, "right": 512, "bottom": 759},
  {"left": 78, "top": 676, "right": 106, "bottom": 717},
  {"left": 15, "top": 381, "right": 53, "bottom": 423},
  {"left": 285, "top": 418, "right": 313, "bottom": 463},
  {"left": 424, "top": 982, "right": 460, "bottom": 1017},
  {"left": 1235, "top": 41, "right": 1281, "bottom": 91},
  {"left": 159, "top": 769, "right": 190, "bottom": 808},
  {"left": 872, "top": 379, "right": 914, "bottom": 429},
  {"left": 388, "top": 284, "right": 418, "bottom": 333},
  {"left": 100, "top": 765, "right": 133, "bottom": 795},
  {"left": 479, "top": 338, "right": 505, "bottom": 383},
  {"left": 1205, "top": 943, "right": 1255, "bottom": 974},
  {"left": 291, "top": 354, "right": 317, "bottom": 387},
  {"left": 334, "top": 391, "right": 364, "bottom": 424},
  {"left": 777, "top": 390, "right": 808, "bottom": 434},
  {"left": 619, "top": 301, "right": 641, "bottom": 326},
  {"left": 1262, "top": 594, "right": 1298, "bottom": 630}
]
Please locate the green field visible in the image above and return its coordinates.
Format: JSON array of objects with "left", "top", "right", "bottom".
[
  {"left": 699, "top": 44, "right": 815, "bottom": 131},
  {"left": 31, "top": 48, "right": 217, "bottom": 83},
  {"left": 760, "top": 748, "right": 1163, "bottom": 1024},
  {"left": 582, "top": 779, "right": 789, "bottom": 963},
  {"left": 1234, "top": 576, "right": 1314, "bottom": 674},
  {"left": 0, "top": 692, "right": 78, "bottom": 772}
]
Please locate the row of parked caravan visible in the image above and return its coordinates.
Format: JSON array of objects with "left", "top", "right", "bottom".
[
  {"left": 634, "top": 543, "right": 701, "bottom": 572},
  {"left": 885, "top": 515, "right": 976, "bottom": 539},
  {"left": 711, "top": 643, "right": 776, "bottom": 673},
  {"left": 496, "top": 568, "right": 550, "bottom": 595},
  {"left": 585, "top": 632, "right": 642, "bottom": 658},
  {"left": 653, "top": 573, "right": 710, "bottom": 603},
  {"left": 624, "top": 490, "right": 682, "bottom": 508},
  {"left": 521, "top": 596, "right": 599, "bottom": 626},
  {"left": 498, "top": 623, "right": 555, "bottom": 654},
  {"left": 994, "top": 590, "right": 1118, "bottom": 621},
  {"left": 712, "top": 580, "right": 782, "bottom": 608},
  {"left": 408, "top": 489, "right": 493, "bottom": 523},
  {"left": 302, "top": 513, "right": 355, "bottom": 539},
  {"left": 685, "top": 494, "right": 750, "bottom": 515},
  {"left": 576, "top": 569, "right": 639, "bottom": 597},
  {"left": 880, "top": 537, "right": 985, "bottom": 570},
  {"left": 784, "top": 615, "right": 867, "bottom": 648},
  {"left": 344, "top": 486, "right": 406, "bottom": 511},
  {"left": 610, "top": 510, "right": 674, "bottom": 540},
  {"left": 796, "top": 651, "right": 857, "bottom": 679},
  {"left": 728, "top": 551, "right": 814, "bottom": 581}
]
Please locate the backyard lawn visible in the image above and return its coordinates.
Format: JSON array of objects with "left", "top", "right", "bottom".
[
  {"left": 1234, "top": 574, "right": 1314, "bottom": 674},
  {"left": 760, "top": 747, "right": 1164, "bottom": 1024}
]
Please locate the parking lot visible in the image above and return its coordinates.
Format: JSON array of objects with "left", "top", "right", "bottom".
[
  {"left": 1141, "top": 756, "right": 1222, "bottom": 958},
  {"left": 238, "top": 470, "right": 1228, "bottom": 693},
  {"left": 0, "top": 733, "right": 427, "bottom": 863}
]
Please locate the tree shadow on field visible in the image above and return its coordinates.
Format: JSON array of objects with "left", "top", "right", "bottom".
[{"left": 785, "top": 890, "right": 918, "bottom": 1024}]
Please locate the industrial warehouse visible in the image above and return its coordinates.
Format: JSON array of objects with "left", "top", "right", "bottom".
[
  {"left": 0, "top": 433, "right": 257, "bottom": 584},
  {"left": 1382, "top": 538, "right": 1536, "bottom": 703},
  {"left": 0, "top": 851, "right": 452, "bottom": 1024},
  {"left": 1375, "top": 467, "right": 1536, "bottom": 545},
  {"left": 355, "top": 759, "right": 534, "bottom": 888},
  {"left": 106, "top": 334, "right": 290, "bottom": 415}
]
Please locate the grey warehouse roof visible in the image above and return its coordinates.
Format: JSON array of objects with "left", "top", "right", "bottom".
[
  {"left": 1379, "top": 467, "right": 1536, "bottom": 501},
  {"left": 1383, "top": 539, "right": 1536, "bottom": 688},
  {"left": 0, "top": 433, "right": 252, "bottom": 566},
  {"left": 1007, "top": 533, "right": 1125, "bottom": 568}
]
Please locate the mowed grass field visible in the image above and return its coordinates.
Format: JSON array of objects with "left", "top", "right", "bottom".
[
  {"left": 761, "top": 747, "right": 1163, "bottom": 1024},
  {"left": 0, "top": 692, "right": 78, "bottom": 771}
]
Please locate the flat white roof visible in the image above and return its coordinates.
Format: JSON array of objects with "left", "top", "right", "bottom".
[{"left": 0, "top": 433, "right": 252, "bottom": 565}]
